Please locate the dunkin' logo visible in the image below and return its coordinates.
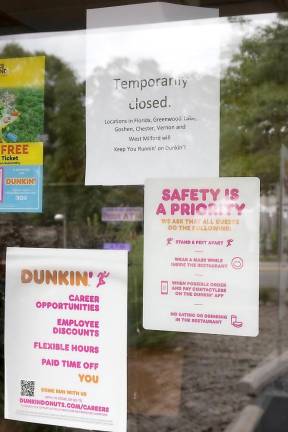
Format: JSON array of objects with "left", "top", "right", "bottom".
[
  {"left": 21, "top": 270, "right": 89, "bottom": 286},
  {"left": 21, "top": 269, "right": 110, "bottom": 288}
]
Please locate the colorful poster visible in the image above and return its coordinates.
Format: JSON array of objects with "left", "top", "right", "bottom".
[
  {"left": 0, "top": 142, "right": 43, "bottom": 212},
  {"left": 0, "top": 56, "right": 45, "bottom": 212},
  {"left": 86, "top": 6, "right": 219, "bottom": 185},
  {"left": 5, "top": 248, "right": 128, "bottom": 431},
  {"left": 143, "top": 178, "right": 260, "bottom": 336}
]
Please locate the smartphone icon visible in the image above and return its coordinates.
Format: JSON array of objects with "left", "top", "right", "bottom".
[{"left": 161, "top": 280, "right": 168, "bottom": 295}]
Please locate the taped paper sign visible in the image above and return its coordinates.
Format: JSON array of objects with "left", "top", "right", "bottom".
[
  {"left": 5, "top": 248, "right": 128, "bottom": 431},
  {"left": 143, "top": 178, "right": 260, "bottom": 336},
  {"left": 86, "top": 6, "right": 220, "bottom": 185}
]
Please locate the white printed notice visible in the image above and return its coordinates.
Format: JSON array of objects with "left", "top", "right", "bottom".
[
  {"left": 86, "top": 8, "right": 220, "bottom": 185},
  {"left": 143, "top": 178, "right": 260, "bottom": 336},
  {"left": 5, "top": 247, "right": 127, "bottom": 431}
]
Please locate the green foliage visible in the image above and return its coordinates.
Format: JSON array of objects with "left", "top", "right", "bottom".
[
  {"left": 221, "top": 21, "right": 288, "bottom": 192},
  {"left": 43, "top": 54, "right": 85, "bottom": 183},
  {"left": 259, "top": 287, "right": 276, "bottom": 304}
]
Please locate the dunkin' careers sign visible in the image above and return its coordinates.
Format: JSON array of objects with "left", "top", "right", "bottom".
[{"left": 5, "top": 248, "right": 127, "bottom": 431}]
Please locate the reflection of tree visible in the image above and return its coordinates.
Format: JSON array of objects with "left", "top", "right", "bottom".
[
  {"left": 44, "top": 54, "right": 85, "bottom": 183},
  {"left": 221, "top": 17, "right": 288, "bottom": 192},
  {"left": 0, "top": 45, "right": 138, "bottom": 432}
]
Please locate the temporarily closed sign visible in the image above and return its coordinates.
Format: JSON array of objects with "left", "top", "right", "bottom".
[{"left": 86, "top": 7, "right": 220, "bottom": 185}]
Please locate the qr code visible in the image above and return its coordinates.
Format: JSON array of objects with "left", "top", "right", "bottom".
[{"left": 21, "top": 380, "right": 35, "bottom": 397}]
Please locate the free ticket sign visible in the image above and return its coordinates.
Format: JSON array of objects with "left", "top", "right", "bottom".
[
  {"left": 0, "top": 142, "right": 43, "bottom": 212},
  {"left": 5, "top": 248, "right": 128, "bottom": 431},
  {"left": 143, "top": 178, "right": 260, "bottom": 336}
]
